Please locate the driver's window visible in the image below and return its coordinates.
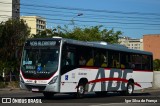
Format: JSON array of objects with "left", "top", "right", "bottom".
[
  {"left": 62, "top": 51, "right": 75, "bottom": 66},
  {"left": 61, "top": 50, "right": 75, "bottom": 75}
]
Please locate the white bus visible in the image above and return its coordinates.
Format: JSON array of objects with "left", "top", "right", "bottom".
[{"left": 20, "top": 37, "right": 153, "bottom": 98}]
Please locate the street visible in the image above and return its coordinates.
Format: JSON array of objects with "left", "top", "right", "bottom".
[{"left": 0, "top": 89, "right": 160, "bottom": 106}]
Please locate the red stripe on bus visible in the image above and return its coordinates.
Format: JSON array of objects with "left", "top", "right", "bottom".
[{"left": 87, "top": 78, "right": 141, "bottom": 87}]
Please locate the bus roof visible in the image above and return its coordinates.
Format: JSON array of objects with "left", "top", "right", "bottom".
[
  {"left": 62, "top": 38, "right": 152, "bottom": 55},
  {"left": 26, "top": 37, "right": 152, "bottom": 55}
]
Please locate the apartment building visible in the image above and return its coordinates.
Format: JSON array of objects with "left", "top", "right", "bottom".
[
  {"left": 0, "top": 0, "right": 20, "bottom": 22},
  {"left": 143, "top": 34, "right": 160, "bottom": 59},
  {"left": 20, "top": 16, "right": 46, "bottom": 36},
  {"left": 119, "top": 37, "right": 143, "bottom": 50}
]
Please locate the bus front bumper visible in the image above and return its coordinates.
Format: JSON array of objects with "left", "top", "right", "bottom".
[{"left": 20, "top": 82, "right": 59, "bottom": 93}]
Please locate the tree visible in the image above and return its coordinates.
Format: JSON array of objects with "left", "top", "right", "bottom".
[
  {"left": 0, "top": 19, "right": 30, "bottom": 75},
  {"left": 34, "top": 25, "right": 122, "bottom": 44},
  {"left": 153, "top": 59, "right": 160, "bottom": 71},
  {"left": 32, "top": 29, "right": 55, "bottom": 38},
  {"left": 59, "top": 26, "right": 122, "bottom": 43}
]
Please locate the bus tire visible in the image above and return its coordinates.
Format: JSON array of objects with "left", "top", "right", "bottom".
[
  {"left": 120, "top": 82, "right": 134, "bottom": 96},
  {"left": 43, "top": 92, "right": 54, "bottom": 98},
  {"left": 126, "top": 82, "right": 134, "bottom": 95},
  {"left": 76, "top": 82, "right": 85, "bottom": 98}
]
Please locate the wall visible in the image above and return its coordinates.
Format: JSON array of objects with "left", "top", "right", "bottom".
[
  {"left": 153, "top": 71, "right": 160, "bottom": 88},
  {"left": 143, "top": 34, "right": 160, "bottom": 59},
  {"left": 0, "top": 0, "right": 12, "bottom": 22}
]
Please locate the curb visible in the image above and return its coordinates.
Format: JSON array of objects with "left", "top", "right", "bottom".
[{"left": 133, "top": 88, "right": 160, "bottom": 93}]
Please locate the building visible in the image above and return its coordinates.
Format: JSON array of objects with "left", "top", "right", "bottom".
[
  {"left": 20, "top": 16, "right": 46, "bottom": 36},
  {"left": 0, "top": 0, "right": 20, "bottom": 22},
  {"left": 119, "top": 37, "right": 143, "bottom": 50},
  {"left": 143, "top": 34, "right": 160, "bottom": 60}
]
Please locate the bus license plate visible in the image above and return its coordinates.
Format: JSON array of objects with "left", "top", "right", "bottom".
[{"left": 32, "top": 88, "right": 39, "bottom": 91}]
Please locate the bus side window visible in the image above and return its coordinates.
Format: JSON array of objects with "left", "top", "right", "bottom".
[
  {"left": 79, "top": 56, "right": 86, "bottom": 66},
  {"left": 86, "top": 58, "right": 94, "bottom": 66},
  {"left": 93, "top": 49, "right": 108, "bottom": 67},
  {"left": 61, "top": 50, "right": 76, "bottom": 75},
  {"left": 86, "top": 49, "right": 94, "bottom": 66},
  {"left": 101, "top": 54, "right": 108, "bottom": 67},
  {"left": 110, "top": 51, "right": 120, "bottom": 68},
  {"left": 94, "top": 52, "right": 100, "bottom": 66},
  {"left": 142, "top": 55, "right": 150, "bottom": 70}
]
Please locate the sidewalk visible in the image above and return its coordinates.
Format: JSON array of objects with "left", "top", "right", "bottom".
[
  {"left": 142, "top": 87, "right": 160, "bottom": 93},
  {"left": 130, "top": 87, "right": 160, "bottom": 94},
  {"left": 0, "top": 87, "right": 20, "bottom": 91},
  {"left": 0, "top": 87, "right": 30, "bottom": 95}
]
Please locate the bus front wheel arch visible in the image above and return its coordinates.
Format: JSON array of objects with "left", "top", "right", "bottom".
[
  {"left": 126, "top": 81, "right": 134, "bottom": 95},
  {"left": 76, "top": 78, "right": 88, "bottom": 98},
  {"left": 120, "top": 79, "right": 134, "bottom": 96}
]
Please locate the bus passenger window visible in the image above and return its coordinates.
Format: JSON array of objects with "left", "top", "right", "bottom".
[
  {"left": 142, "top": 55, "right": 150, "bottom": 70},
  {"left": 94, "top": 52, "right": 100, "bottom": 66},
  {"left": 101, "top": 54, "right": 108, "bottom": 67},
  {"left": 110, "top": 51, "right": 120, "bottom": 68},
  {"left": 79, "top": 56, "right": 86, "bottom": 65},
  {"left": 86, "top": 50, "right": 94, "bottom": 66},
  {"left": 86, "top": 58, "right": 94, "bottom": 66}
]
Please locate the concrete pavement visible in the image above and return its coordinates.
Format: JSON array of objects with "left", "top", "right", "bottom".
[{"left": 0, "top": 87, "right": 160, "bottom": 94}]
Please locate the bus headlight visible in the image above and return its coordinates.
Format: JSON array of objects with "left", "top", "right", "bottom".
[{"left": 48, "top": 76, "right": 58, "bottom": 85}]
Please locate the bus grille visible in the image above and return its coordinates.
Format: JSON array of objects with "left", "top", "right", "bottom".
[{"left": 25, "top": 85, "right": 46, "bottom": 91}]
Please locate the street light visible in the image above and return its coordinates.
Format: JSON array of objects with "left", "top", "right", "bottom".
[{"left": 71, "top": 13, "right": 83, "bottom": 25}]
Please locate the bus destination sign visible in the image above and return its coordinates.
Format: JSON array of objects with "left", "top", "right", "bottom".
[{"left": 29, "top": 41, "right": 56, "bottom": 46}]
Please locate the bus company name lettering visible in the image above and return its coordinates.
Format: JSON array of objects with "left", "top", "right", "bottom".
[
  {"left": 90, "top": 68, "right": 133, "bottom": 91},
  {"left": 78, "top": 72, "right": 87, "bottom": 75}
]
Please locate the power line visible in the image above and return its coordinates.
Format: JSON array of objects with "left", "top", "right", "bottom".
[
  {"left": 1, "top": 14, "right": 159, "bottom": 30},
  {"left": 22, "top": 7, "right": 160, "bottom": 20},
  {"left": 1, "top": 9, "right": 158, "bottom": 27},
  {"left": 1, "top": 1, "right": 160, "bottom": 31},
  {"left": 19, "top": 18, "right": 160, "bottom": 30},
  {"left": 19, "top": 3, "right": 160, "bottom": 16},
  {"left": 19, "top": 11, "right": 160, "bottom": 26},
  {"left": 1, "top": 1, "right": 160, "bottom": 24},
  {"left": 1, "top": 1, "right": 160, "bottom": 17},
  {"left": 1, "top": 9, "right": 160, "bottom": 27},
  {"left": 20, "top": 10, "right": 160, "bottom": 23}
]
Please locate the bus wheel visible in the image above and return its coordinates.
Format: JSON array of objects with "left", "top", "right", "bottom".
[
  {"left": 76, "top": 83, "right": 85, "bottom": 98},
  {"left": 126, "top": 82, "right": 134, "bottom": 95},
  {"left": 43, "top": 92, "right": 54, "bottom": 98},
  {"left": 120, "top": 82, "right": 134, "bottom": 96}
]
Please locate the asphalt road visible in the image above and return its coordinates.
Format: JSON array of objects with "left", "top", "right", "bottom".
[{"left": 0, "top": 89, "right": 160, "bottom": 106}]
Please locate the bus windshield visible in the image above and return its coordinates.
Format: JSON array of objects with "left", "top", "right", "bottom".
[{"left": 21, "top": 48, "right": 59, "bottom": 79}]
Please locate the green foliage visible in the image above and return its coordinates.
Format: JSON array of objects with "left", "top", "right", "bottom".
[
  {"left": 32, "top": 29, "right": 54, "bottom": 38},
  {"left": 0, "top": 19, "right": 30, "bottom": 75},
  {"left": 0, "top": 82, "right": 6, "bottom": 88},
  {"left": 7, "top": 81, "right": 19, "bottom": 88},
  {"left": 153, "top": 59, "right": 160, "bottom": 71},
  {"left": 33, "top": 25, "right": 122, "bottom": 44}
]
